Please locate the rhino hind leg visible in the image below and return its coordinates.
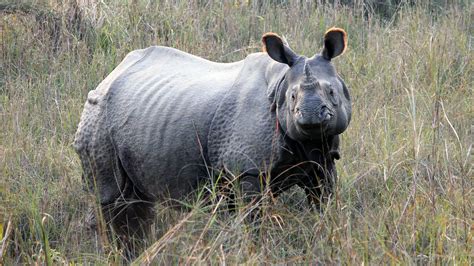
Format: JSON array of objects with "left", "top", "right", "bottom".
[
  {"left": 76, "top": 132, "right": 154, "bottom": 256},
  {"left": 75, "top": 93, "right": 155, "bottom": 258},
  {"left": 92, "top": 151, "right": 155, "bottom": 257},
  {"left": 101, "top": 178, "right": 155, "bottom": 258},
  {"left": 74, "top": 99, "right": 126, "bottom": 204}
]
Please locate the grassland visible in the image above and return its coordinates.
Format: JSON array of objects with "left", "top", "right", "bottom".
[{"left": 1, "top": 0, "right": 472, "bottom": 264}]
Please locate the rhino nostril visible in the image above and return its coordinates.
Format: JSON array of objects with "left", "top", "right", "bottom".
[
  {"left": 324, "top": 113, "right": 333, "bottom": 121},
  {"left": 319, "top": 107, "right": 333, "bottom": 122}
]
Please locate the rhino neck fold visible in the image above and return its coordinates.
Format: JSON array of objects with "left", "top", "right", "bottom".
[{"left": 273, "top": 73, "right": 290, "bottom": 133}]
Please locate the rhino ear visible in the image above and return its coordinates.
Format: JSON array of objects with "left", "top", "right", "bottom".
[
  {"left": 262, "top": 32, "right": 298, "bottom": 66},
  {"left": 322, "top": 27, "right": 347, "bottom": 60}
]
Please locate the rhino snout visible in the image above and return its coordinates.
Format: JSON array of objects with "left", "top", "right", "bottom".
[{"left": 295, "top": 105, "right": 334, "bottom": 131}]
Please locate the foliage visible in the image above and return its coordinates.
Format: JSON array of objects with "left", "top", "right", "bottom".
[{"left": 1, "top": 0, "right": 472, "bottom": 264}]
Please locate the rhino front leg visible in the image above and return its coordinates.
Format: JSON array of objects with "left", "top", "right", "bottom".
[
  {"left": 240, "top": 175, "right": 262, "bottom": 204},
  {"left": 303, "top": 159, "right": 337, "bottom": 209},
  {"left": 239, "top": 175, "right": 263, "bottom": 223}
]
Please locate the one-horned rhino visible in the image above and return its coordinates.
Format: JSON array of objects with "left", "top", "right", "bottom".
[{"left": 74, "top": 28, "right": 351, "bottom": 238}]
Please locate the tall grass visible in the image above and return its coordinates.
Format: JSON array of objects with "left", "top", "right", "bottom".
[{"left": 1, "top": 0, "right": 472, "bottom": 264}]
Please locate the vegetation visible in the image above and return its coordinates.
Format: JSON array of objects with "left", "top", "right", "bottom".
[{"left": 1, "top": 0, "right": 472, "bottom": 264}]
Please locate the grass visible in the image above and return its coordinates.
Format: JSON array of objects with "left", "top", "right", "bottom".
[{"left": 1, "top": 0, "right": 472, "bottom": 264}]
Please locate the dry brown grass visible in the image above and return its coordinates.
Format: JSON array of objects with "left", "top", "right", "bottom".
[{"left": 1, "top": 0, "right": 472, "bottom": 264}]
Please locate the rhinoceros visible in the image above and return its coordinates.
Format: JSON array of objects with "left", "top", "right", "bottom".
[{"left": 74, "top": 28, "right": 351, "bottom": 237}]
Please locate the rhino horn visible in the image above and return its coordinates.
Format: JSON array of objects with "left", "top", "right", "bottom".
[{"left": 303, "top": 63, "right": 317, "bottom": 85}]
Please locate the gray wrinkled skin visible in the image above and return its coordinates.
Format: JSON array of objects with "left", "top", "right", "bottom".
[{"left": 74, "top": 30, "right": 351, "bottom": 240}]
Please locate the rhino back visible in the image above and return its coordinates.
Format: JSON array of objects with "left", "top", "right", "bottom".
[{"left": 104, "top": 46, "right": 244, "bottom": 199}]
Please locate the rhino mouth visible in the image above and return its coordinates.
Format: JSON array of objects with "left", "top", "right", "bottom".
[
  {"left": 294, "top": 107, "right": 333, "bottom": 135},
  {"left": 295, "top": 123, "right": 329, "bottom": 139},
  {"left": 299, "top": 123, "right": 327, "bottom": 131}
]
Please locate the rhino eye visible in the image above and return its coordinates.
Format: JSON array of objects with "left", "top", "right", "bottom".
[
  {"left": 291, "top": 92, "right": 296, "bottom": 100},
  {"left": 327, "top": 85, "right": 335, "bottom": 97},
  {"left": 327, "top": 85, "right": 338, "bottom": 105}
]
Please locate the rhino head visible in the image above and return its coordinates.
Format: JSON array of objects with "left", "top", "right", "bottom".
[{"left": 263, "top": 28, "right": 351, "bottom": 142}]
